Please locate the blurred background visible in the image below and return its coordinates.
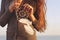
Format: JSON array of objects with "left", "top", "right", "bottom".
[{"left": 0, "top": 0, "right": 60, "bottom": 40}]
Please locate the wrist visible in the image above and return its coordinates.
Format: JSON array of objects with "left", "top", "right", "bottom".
[
  {"left": 30, "top": 15, "right": 36, "bottom": 21},
  {"left": 9, "top": 8, "right": 13, "bottom": 13},
  {"left": 9, "top": 6, "right": 15, "bottom": 13}
]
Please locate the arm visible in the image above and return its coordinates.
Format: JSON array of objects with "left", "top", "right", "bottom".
[
  {"left": 0, "top": 9, "right": 12, "bottom": 27},
  {"left": 29, "top": 13, "right": 38, "bottom": 29},
  {"left": 0, "top": 0, "right": 22, "bottom": 27},
  {"left": 23, "top": 4, "right": 39, "bottom": 30},
  {"left": 0, "top": 0, "right": 13, "bottom": 27}
]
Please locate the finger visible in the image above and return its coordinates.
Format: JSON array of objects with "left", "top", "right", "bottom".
[
  {"left": 15, "top": 3, "right": 20, "bottom": 6},
  {"left": 23, "top": 4, "right": 31, "bottom": 12},
  {"left": 15, "top": 3, "right": 20, "bottom": 9},
  {"left": 27, "top": 5, "right": 33, "bottom": 13},
  {"left": 23, "top": 4, "right": 29, "bottom": 10},
  {"left": 26, "top": 6, "right": 31, "bottom": 12},
  {"left": 23, "top": 5, "right": 27, "bottom": 10},
  {"left": 29, "top": 8, "right": 32, "bottom": 13}
]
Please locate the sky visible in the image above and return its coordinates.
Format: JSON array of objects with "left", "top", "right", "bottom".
[{"left": 0, "top": 0, "right": 60, "bottom": 36}]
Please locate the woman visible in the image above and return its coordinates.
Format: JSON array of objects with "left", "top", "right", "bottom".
[{"left": 0, "top": 0, "right": 46, "bottom": 40}]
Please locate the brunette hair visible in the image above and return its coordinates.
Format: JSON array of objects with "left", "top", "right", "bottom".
[{"left": 35, "top": 0, "right": 46, "bottom": 32}]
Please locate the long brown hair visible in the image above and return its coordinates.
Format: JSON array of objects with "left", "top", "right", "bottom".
[{"left": 35, "top": 0, "right": 46, "bottom": 32}]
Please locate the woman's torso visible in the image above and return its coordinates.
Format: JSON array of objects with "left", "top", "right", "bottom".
[{"left": 5, "top": 0, "right": 37, "bottom": 40}]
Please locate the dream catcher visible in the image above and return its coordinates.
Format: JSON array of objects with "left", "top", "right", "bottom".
[{"left": 15, "top": 0, "right": 35, "bottom": 38}]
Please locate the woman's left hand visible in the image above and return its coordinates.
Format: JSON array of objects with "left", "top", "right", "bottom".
[
  {"left": 23, "top": 4, "right": 34, "bottom": 16},
  {"left": 22, "top": 4, "right": 36, "bottom": 22}
]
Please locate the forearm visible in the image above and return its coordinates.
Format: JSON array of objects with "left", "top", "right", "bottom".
[
  {"left": 30, "top": 15, "right": 37, "bottom": 22},
  {"left": 0, "top": 9, "right": 12, "bottom": 27}
]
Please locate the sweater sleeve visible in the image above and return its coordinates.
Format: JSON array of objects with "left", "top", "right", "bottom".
[
  {"left": 0, "top": 0, "right": 13, "bottom": 27},
  {"left": 0, "top": 9, "right": 12, "bottom": 27}
]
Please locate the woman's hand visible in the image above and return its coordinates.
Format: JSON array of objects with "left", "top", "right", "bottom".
[
  {"left": 22, "top": 4, "right": 35, "bottom": 21},
  {"left": 22, "top": 4, "right": 37, "bottom": 22},
  {"left": 23, "top": 4, "right": 34, "bottom": 15},
  {"left": 9, "top": 0, "right": 22, "bottom": 12}
]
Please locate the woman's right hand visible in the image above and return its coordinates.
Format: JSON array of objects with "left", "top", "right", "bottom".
[{"left": 9, "top": 0, "right": 22, "bottom": 12}]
